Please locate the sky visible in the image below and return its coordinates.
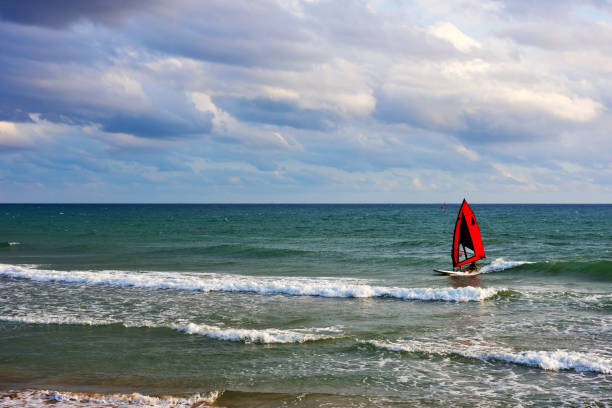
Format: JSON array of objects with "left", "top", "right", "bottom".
[{"left": 1, "top": 0, "right": 611, "bottom": 203}]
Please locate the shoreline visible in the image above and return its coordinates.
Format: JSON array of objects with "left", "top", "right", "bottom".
[
  {"left": 0, "top": 389, "right": 219, "bottom": 407},
  {"left": 0, "top": 388, "right": 406, "bottom": 407}
]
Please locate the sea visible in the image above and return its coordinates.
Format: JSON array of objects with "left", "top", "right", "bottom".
[{"left": 0, "top": 204, "right": 610, "bottom": 407}]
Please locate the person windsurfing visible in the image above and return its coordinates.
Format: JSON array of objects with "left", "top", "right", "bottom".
[
  {"left": 466, "top": 262, "right": 479, "bottom": 273},
  {"left": 433, "top": 199, "right": 486, "bottom": 276},
  {"left": 451, "top": 199, "right": 485, "bottom": 272}
]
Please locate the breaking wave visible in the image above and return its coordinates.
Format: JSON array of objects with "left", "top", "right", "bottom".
[
  {"left": 174, "top": 322, "right": 342, "bottom": 344},
  {"left": 0, "top": 264, "right": 504, "bottom": 302},
  {"left": 366, "top": 340, "right": 611, "bottom": 374},
  {"left": 0, "top": 389, "right": 221, "bottom": 408},
  {"left": 480, "top": 258, "right": 612, "bottom": 281},
  {"left": 479, "top": 258, "right": 535, "bottom": 273},
  {"left": 0, "top": 314, "right": 343, "bottom": 344}
]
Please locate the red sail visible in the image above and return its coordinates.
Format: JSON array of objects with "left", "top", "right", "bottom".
[{"left": 452, "top": 199, "right": 485, "bottom": 268}]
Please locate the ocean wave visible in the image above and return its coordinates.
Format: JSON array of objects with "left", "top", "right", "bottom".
[
  {"left": 366, "top": 340, "right": 611, "bottom": 374},
  {"left": 519, "top": 290, "right": 612, "bottom": 311},
  {"left": 479, "top": 258, "right": 535, "bottom": 273},
  {"left": 478, "top": 258, "right": 612, "bottom": 281},
  {"left": 0, "top": 389, "right": 221, "bottom": 408},
  {"left": 173, "top": 322, "right": 342, "bottom": 343},
  {"left": 580, "top": 293, "right": 612, "bottom": 309},
  {"left": 0, "top": 314, "right": 343, "bottom": 344},
  {"left": 151, "top": 243, "right": 314, "bottom": 259},
  {"left": 0, "top": 315, "right": 118, "bottom": 327},
  {"left": 523, "top": 260, "right": 612, "bottom": 281},
  {"left": 0, "top": 264, "right": 504, "bottom": 302}
]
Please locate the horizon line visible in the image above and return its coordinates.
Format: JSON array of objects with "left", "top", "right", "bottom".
[{"left": 1, "top": 202, "right": 611, "bottom": 205}]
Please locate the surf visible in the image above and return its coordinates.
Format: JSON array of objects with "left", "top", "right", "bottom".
[
  {"left": 478, "top": 258, "right": 535, "bottom": 273},
  {"left": 0, "top": 389, "right": 222, "bottom": 408},
  {"left": 0, "top": 263, "right": 505, "bottom": 302},
  {"left": 0, "top": 314, "right": 344, "bottom": 344},
  {"left": 365, "top": 340, "right": 612, "bottom": 374},
  {"left": 474, "top": 259, "right": 612, "bottom": 281}
]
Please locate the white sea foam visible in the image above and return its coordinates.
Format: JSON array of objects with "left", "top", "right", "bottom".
[
  {"left": 581, "top": 293, "right": 612, "bottom": 305},
  {"left": 0, "top": 314, "right": 342, "bottom": 344},
  {"left": 367, "top": 340, "right": 611, "bottom": 374},
  {"left": 0, "top": 264, "right": 503, "bottom": 302},
  {"left": 173, "top": 322, "right": 342, "bottom": 343},
  {"left": 473, "top": 349, "right": 611, "bottom": 374},
  {"left": 0, "top": 389, "right": 220, "bottom": 407},
  {"left": 480, "top": 258, "right": 534, "bottom": 273},
  {"left": 0, "top": 315, "right": 118, "bottom": 326}
]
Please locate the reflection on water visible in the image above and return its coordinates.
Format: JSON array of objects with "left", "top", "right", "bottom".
[{"left": 450, "top": 275, "right": 481, "bottom": 288}]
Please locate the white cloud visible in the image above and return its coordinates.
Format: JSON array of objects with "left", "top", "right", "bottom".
[
  {"left": 259, "top": 86, "right": 300, "bottom": 102},
  {"left": 205, "top": 58, "right": 376, "bottom": 117},
  {"left": 428, "top": 21, "right": 481, "bottom": 52},
  {"left": 454, "top": 144, "right": 480, "bottom": 161},
  {"left": 412, "top": 176, "right": 424, "bottom": 190},
  {"left": 0, "top": 121, "right": 31, "bottom": 148},
  {"left": 495, "top": 87, "right": 603, "bottom": 123},
  {"left": 144, "top": 57, "right": 183, "bottom": 72},
  {"left": 191, "top": 91, "right": 235, "bottom": 132},
  {"left": 0, "top": 115, "right": 66, "bottom": 149},
  {"left": 492, "top": 163, "right": 530, "bottom": 184},
  {"left": 31, "top": 65, "right": 151, "bottom": 114},
  {"left": 191, "top": 91, "right": 303, "bottom": 151}
]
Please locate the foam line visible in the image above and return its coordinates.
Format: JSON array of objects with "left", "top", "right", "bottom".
[
  {"left": 0, "top": 315, "right": 117, "bottom": 326},
  {"left": 0, "top": 314, "right": 342, "bottom": 344},
  {"left": 173, "top": 322, "right": 342, "bottom": 343},
  {"left": 0, "top": 264, "right": 503, "bottom": 301},
  {"left": 480, "top": 258, "right": 534, "bottom": 273},
  {"left": 0, "top": 389, "right": 221, "bottom": 408},
  {"left": 367, "top": 340, "right": 611, "bottom": 374}
]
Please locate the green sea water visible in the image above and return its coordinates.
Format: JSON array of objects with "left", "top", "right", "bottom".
[{"left": 0, "top": 204, "right": 610, "bottom": 406}]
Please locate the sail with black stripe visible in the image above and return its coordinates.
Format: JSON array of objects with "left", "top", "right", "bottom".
[{"left": 452, "top": 199, "right": 485, "bottom": 269}]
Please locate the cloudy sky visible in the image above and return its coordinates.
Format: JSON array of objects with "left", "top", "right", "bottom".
[{"left": 1, "top": 0, "right": 611, "bottom": 203}]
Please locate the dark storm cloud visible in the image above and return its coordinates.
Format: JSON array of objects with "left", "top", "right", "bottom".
[{"left": 0, "top": 0, "right": 155, "bottom": 28}]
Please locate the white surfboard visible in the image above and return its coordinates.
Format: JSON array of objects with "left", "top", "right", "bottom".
[{"left": 433, "top": 269, "right": 484, "bottom": 276}]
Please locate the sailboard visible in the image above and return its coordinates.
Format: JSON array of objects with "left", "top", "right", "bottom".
[
  {"left": 434, "top": 199, "right": 486, "bottom": 275},
  {"left": 433, "top": 268, "right": 484, "bottom": 276}
]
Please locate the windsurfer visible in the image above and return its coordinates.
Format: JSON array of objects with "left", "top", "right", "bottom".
[{"left": 466, "top": 262, "right": 479, "bottom": 273}]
